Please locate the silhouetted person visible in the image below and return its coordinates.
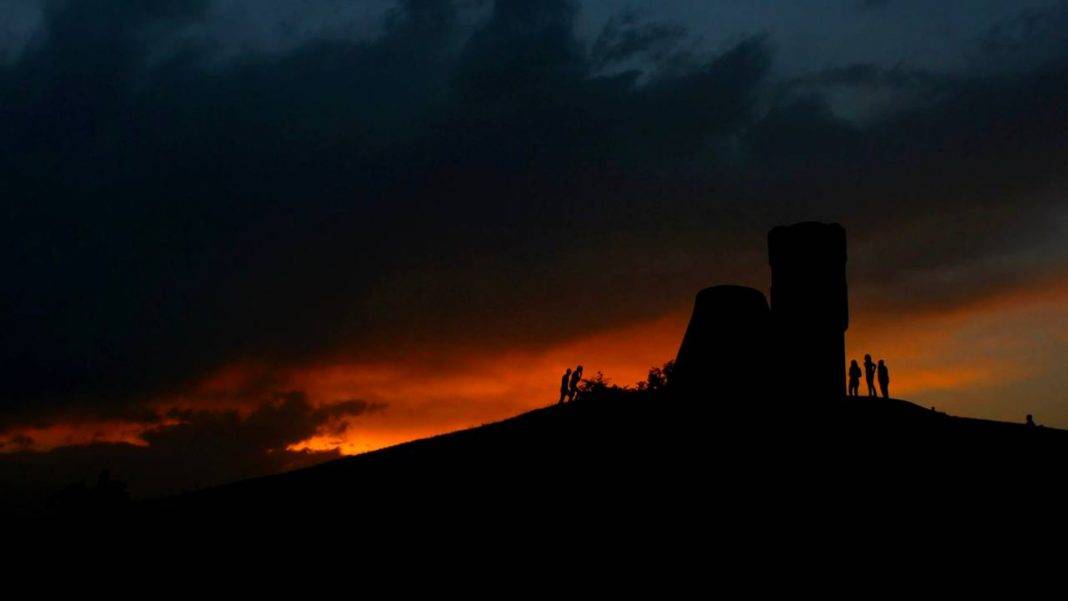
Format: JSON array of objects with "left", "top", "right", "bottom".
[
  {"left": 568, "top": 365, "right": 583, "bottom": 402},
  {"left": 877, "top": 360, "right": 890, "bottom": 399},
  {"left": 1026, "top": 414, "right": 1036, "bottom": 427},
  {"left": 848, "top": 360, "right": 861, "bottom": 397},
  {"left": 558, "top": 368, "right": 572, "bottom": 404},
  {"left": 864, "top": 354, "right": 877, "bottom": 397}
]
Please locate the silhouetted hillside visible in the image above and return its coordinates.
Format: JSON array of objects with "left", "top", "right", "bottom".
[
  {"left": 36, "top": 220, "right": 1068, "bottom": 534},
  {"left": 127, "top": 385, "right": 1068, "bottom": 533}
]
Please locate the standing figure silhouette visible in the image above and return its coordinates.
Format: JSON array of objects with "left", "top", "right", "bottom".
[
  {"left": 877, "top": 360, "right": 890, "bottom": 399},
  {"left": 863, "top": 354, "right": 877, "bottom": 397},
  {"left": 568, "top": 365, "right": 584, "bottom": 402},
  {"left": 558, "top": 368, "right": 572, "bottom": 404},
  {"left": 848, "top": 360, "right": 862, "bottom": 397}
]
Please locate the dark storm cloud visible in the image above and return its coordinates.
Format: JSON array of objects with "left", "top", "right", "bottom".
[
  {"left": 3, "top": 0, "right": 1068, "bottom": 429},
  {"left": 0, "top": 390, "right": 383, "bottom": 505},
  {"left": 2, "top": 0, "right": 463, "bottom": 424},
  {"left": 589, "top": 10, "right": 687, "bottom": 71},
  {"left": 0, "top": 0, "right": 44, "bottom": 63},
  {"left": 978, "top": 2, "right": 1068, "bottom": 72},
  {"left": 146, "top": 391, "right": 382, "bottom": 466},
  {"left": 746, "top": 29, "right": 1068, "bottom": 312}
]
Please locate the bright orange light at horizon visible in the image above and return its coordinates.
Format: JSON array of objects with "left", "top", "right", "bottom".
[
  {"left": 3, "top": 276, "right": 1066, "bottom": 456},
  {"left": 284, "top": 309, "right": 693, "bottom": 455}
]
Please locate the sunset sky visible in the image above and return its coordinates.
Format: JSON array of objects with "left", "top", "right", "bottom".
[{"left": 2, "top": 0, "right": 1067, "bottom": 499}]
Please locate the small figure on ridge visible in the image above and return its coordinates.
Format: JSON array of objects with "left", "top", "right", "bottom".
[
  {"left": 848, "top": 359, "right": 862, "bottom": 397},
  {"left": 877, "top": 359, "right": 890, "bottom": 399},
  {"left": 558, "top": 367, "right": 572, "bottom": 404},
  {"left": 864, "top": 354, "right": 877, "bottom": 397},
  {"left": 568, "top": 365, "right": 584, "bottom": 402}
]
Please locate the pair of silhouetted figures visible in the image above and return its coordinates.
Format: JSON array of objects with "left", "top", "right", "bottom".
[
  {"left": 849, "top": 354, "right": 890, "bottom": 398},
  {"left": 558, "top": 365, "right": 584, "bottom": 404}
]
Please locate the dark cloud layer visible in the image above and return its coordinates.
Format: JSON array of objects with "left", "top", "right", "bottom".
[
  {"left": 0, "top": 391, "right": 382, "bottom": 506},
  {"left": 3, "top": 0, "right": 1068, "bottom": 434}
]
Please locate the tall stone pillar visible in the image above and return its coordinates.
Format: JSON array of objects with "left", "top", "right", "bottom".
[{"left": 767, "top": 222, "right": 848, "bottom": 402}]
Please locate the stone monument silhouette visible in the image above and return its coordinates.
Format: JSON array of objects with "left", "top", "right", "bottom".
[
  {"left": 768, "top": 222, "right": 848, "bottom": 402},
  {"left": 674, "top": 285, "right": 770, "bottom": 398},
  {"left": 674, "top": 222, "right": 848, "bottom": 404}
]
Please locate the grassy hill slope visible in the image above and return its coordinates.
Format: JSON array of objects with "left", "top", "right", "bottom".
[{"left": 135, "top": 388, "right": 1068, "bottom": 531}]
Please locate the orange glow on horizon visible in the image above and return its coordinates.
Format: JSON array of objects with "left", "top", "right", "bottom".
[
  {"left": 280, "top": 309, "right": 692, "bottom": 455},
  {"left": 0, "top": 420, "right": 154, "bottom": 452},
  {"left": 4, "top": 273, "right": 1066, "bottom": 456}
]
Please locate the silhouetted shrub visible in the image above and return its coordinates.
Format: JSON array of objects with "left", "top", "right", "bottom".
[
  {"left": 579, "top": 371, "right": 614, "bottom": 395},
  {"left": 636, "top": 361, "right": 676, "bottom": 392}
]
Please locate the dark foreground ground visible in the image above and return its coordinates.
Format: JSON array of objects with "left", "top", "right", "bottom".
[
  {"left": 112, "top": 388, "right": 1068, "bottom": 537},
  {"left": 19, "top": 388, "right": 1068, "bottom": 578}
]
